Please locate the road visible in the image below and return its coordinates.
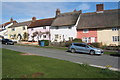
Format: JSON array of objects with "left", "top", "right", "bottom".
[{"left": 1, "top": 44, "right": 120, "bottom": 70}]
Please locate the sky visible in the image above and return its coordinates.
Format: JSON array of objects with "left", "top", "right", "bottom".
[{"left": 1, "top": 2, "right": 119, "bottom": 24}]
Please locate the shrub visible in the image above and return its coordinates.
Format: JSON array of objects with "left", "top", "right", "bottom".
[
  {"left": 65, "top": 41, "right": 72, "bottom": 47},
  {"left": 90, "top": 42, "right": 101, "bottom": 48},
  {"left": 73, "top": 38, "right": 82, "bottom": 42},
  {"left": 40, "top": 40, "right": 49, "bottom": 46}
]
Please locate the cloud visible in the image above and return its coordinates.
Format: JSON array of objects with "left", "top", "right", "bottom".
[{"left": 77, "top": 3, "right": 90, "bottom": 10}]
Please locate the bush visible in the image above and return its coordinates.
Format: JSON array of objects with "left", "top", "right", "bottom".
[
  {"left": 40, "top": 40, "right": 49, "bottom": 46},
  {"left": 65, "top": 41, "right": 72, "bottom": 47},
  {"left": 90, "top": 42, "right": 101, "bottom": 48},
  {"left": 73, "top": 38, "right": 82, "bottom": 42}
]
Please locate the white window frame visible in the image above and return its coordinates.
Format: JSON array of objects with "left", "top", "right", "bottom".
[
  {"left": 83, "top": 29, "right": 89, "bottom": 33},
  {"left": 82, "top": 37, "right": 90, "bottom": 43},
  {"left": 112, "top": 36, "right": 119, "bottom": 42}
]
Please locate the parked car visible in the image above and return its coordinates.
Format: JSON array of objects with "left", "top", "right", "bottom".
[
  {"left": 2, "top": 39, "right": 14, "bottom": 45},
  {"left": 68, "top": 43, "right": 103, "bottom": 55}
]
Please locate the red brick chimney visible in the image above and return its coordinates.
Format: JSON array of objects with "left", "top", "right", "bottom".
[
  {"left": 56, "top": 8, "right": 60, "bottom": 17},
  {"left": 32, "top": 17, "right": 36, "bottom": 22},
  {"left": 10, "top": 17, "right": 13, "bottom": 22},
  {"left": 96, "top": 4, "right": 104, "bottom": 12}
]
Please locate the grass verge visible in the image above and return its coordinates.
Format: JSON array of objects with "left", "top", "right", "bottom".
[{"left": 2, "top": 48, "right": 120, "bottom": 78}]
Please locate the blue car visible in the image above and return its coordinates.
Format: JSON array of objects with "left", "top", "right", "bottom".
[{"left": 68, "top": 43, "right": 103, "bottom": 55}]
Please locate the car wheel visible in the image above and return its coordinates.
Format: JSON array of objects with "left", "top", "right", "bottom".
[
  {"left": 71, "top": 49, "right": 76, "bottom": 53},
  {"left": 5, "top": 43, "right": 8, "bottom": 45},
  {"left": 90, "top": 50, "right": 95, "bottom": 55}
]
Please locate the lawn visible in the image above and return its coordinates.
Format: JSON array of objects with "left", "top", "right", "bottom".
[{"left": 2, "top": 48, "right": 120, "bottom": 78}]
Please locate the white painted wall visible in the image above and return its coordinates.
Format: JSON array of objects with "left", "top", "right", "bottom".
[
  {"left": 0, "top": 23, "right": 13, "bottom": 38},
  {"left": 50, "top": 26, "right": 77, "bottom": 42}
]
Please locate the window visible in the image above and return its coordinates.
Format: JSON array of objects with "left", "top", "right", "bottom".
[
  {"left": 83, "top": 29, "right": 89, "bottom": 33},
  {"left": 112, "top": 27, "right": 119, "bottom": 31},
  {"left": 112, "top": 36, "right": 119, "bottom": 42},
  {"left": 43, "top": 35, "right": 46, "bottom": 38},
  {"left": 11, "top": 28, "right": 15, "bottom": 31},
  {"left": 23, "top": 27, "right": 25, "bottom": 30},
  {"left": 74, "top": 43, "right": 86, "bottom": 47},
  {"left": 43, "top": 26, "right": 46, "bottom": 29},
  {"left": 69, "top": 37, "right": 73, "bottom": 41},
  {"left": 82, "top": 37, "right": 90, "bottom": 43},
  {"left": 31, "top": 28, "right": 34, "bottom": 31},
  {"left": 55, "top": 27, "right": 59, "bottom": 29},
  {"left": 55, "top": 34, "right": 59, "bottom": 39},
  {"left": 68, "top": 27, "right": 71, "bottom": 29}
]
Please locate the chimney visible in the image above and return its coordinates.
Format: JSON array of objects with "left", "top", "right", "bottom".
[
  {"left": 96, "top": 4, "right": 104, "bottom": 12},
  {"left": 78, "top": 10, "right": 82, "bottom": 13},
  {"left": 73, "top": 9, "right": 77, "bottom": 12},
  {"left": 32, "top": 17, "right": 36, "bottom": 22},
  {"left": 10, "top": 17, "right": 13, "bottom": 22},
  {"left": 56, "top": 8, "right": 60, "bottom": 17}
]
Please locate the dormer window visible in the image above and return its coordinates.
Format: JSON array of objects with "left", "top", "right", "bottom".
[
  {"left": 83, "top": 29, "right": 89, "bottom": 33},
  {"left": 112, "top": 27, "right": 119, "bottom": 31},
  {"left": 55, "top": 26, "right": 59, "bottom": 29},
  {"left": 43, "top": 26, "right": 46, "bottom": 29},
  {"left": 68, "top": 27, "right": 71, "bottom": 29},
  {"left": 11, "top": 28, "right": 15, "bottom": 31},
  {"left": 23, "top": 26, "right": 25, "bottom": 30}
]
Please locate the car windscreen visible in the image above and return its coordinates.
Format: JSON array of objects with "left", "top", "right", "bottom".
[{"left": 5, "top": 39, "right": 12, "bottom": 42}]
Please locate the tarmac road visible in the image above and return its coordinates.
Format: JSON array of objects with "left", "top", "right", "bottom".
[{"left": 2, "top": 44, "right": 120, "bottom": 70}]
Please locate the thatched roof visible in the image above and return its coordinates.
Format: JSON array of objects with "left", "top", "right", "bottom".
[
  {"left": 28, "top": 18, "right": 55, "bottom": 28},
  {"left": 51, "top": 11, "right": 81, "bottom": 26},
  {"left": 77, "top": 9, "right": 120, "bottom": 29},
  {"left": 9, "top": 21, "right": 31, "bottom": 28}
]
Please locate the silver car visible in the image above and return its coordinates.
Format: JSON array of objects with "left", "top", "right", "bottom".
[{"left": 68, "top": 43, "right": 103, "bottom": 55}]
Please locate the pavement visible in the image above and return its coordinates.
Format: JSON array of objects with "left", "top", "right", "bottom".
[{"left": 1, "top": 44, "right": 120, "bottom": 71}]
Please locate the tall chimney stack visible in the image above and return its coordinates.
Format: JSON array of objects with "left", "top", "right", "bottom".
[
  {"left": 10, "top": 17, "right": 13, "bottom": 22},
  {"left": 32, "top": 17, "right": 36, "bottom": 22},
  {"left": 56, "top": 8, "right": 60, "bottom": 17},
  {"left": 96, "top": 4, "right": 104, "bottom": 12}
]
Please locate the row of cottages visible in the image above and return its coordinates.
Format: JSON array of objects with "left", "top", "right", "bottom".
[
  {"left": 7, "top": 4, "right": 120, "bottom": 46},
  {"left": 77, "top": 4, "right": 120, "bottom": 46}
]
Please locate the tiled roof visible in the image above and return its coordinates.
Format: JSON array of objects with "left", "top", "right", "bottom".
[
  {"left": 28, "top": 18, "right": 55, "bottom": 28},
  {"left": 2, "top": 21, "right": 17, "bottom": 27},
  {"left": 77, "top": 9, "right": 120, "bottom": 29},
  {"left": 51, "top": 11, "right": 81, "bottom": 26}
]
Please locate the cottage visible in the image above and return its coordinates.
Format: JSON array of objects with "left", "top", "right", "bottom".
[
  {"left": 28, "top": 17, "right": 54, "bottom": 41},
  {"left": 77, "top": 4, "right": 120, "bottom": 46},
  {"left": 0, "top": 18, "right": 17, "bottom": 39},
  {"left": 8, "top": 20, "right": 31, "bottom": 42},
  {"left": 50, "top": 9, "right": 81, "bottom": 42}
]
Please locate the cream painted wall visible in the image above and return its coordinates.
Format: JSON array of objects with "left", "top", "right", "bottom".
[
  {"left": 7, "top": 26, "right": 28, "bottom": 41},
  {"left": 97, "top": 27, "right": 120, "bottom": 46}
]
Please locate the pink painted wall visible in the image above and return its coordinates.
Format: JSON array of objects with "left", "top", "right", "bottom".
[
  {"left": 28, "top": 26, "right": 50, "bottom": 41},
  {"left": 77, "top": 29, "right": 97, "bottom": 43}
]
